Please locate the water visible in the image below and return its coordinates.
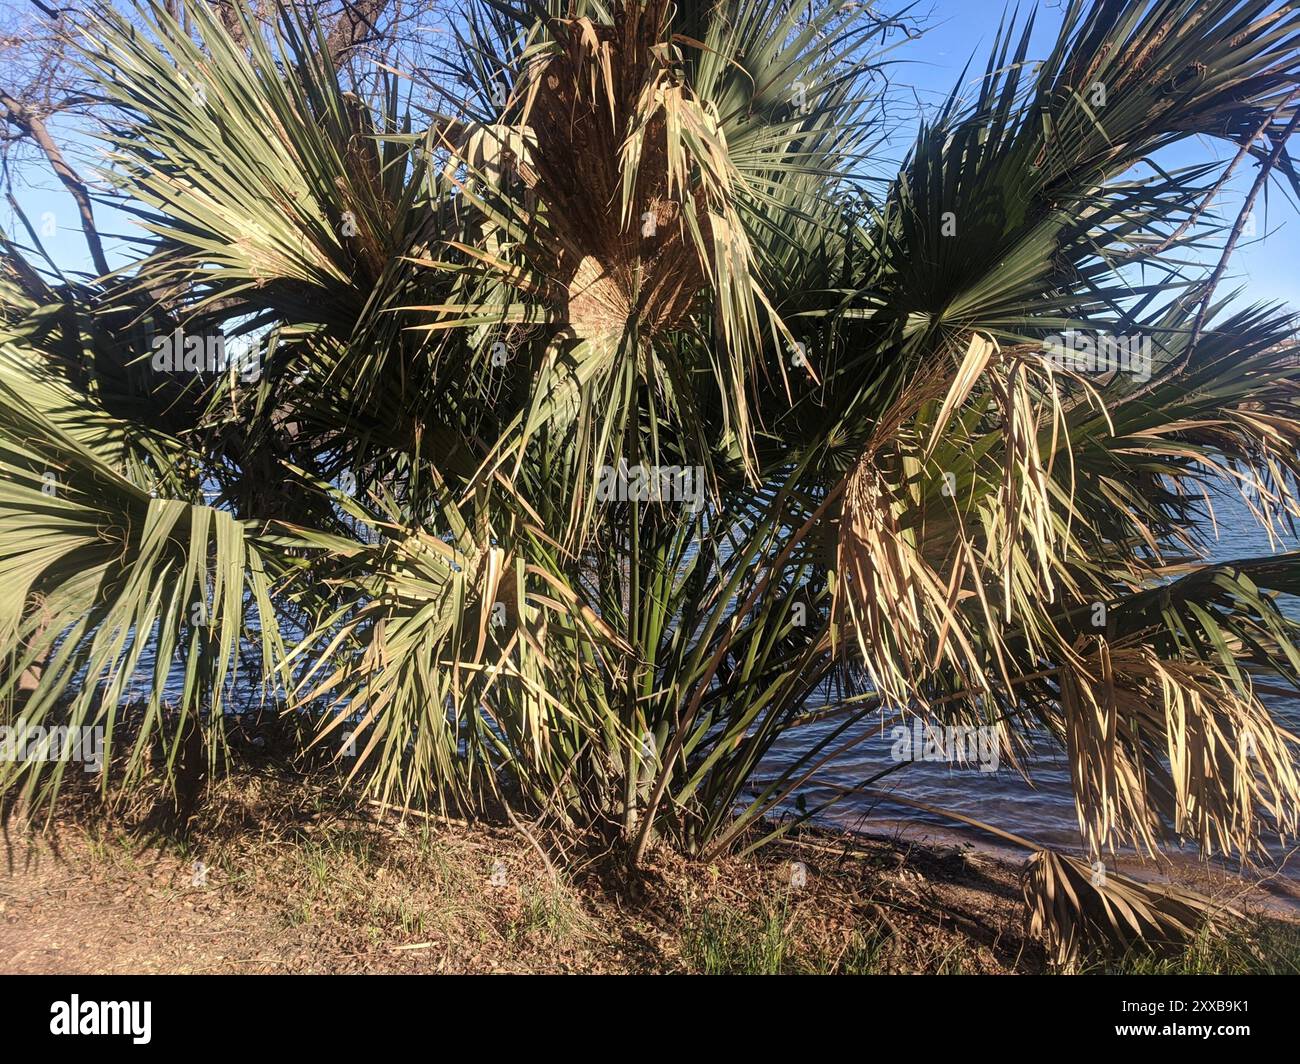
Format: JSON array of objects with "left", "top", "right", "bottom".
[{"left": 762, "top": 489, "right": 1300, "bottom": 871}]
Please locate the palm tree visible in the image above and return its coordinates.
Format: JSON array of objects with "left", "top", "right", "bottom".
[{"left": 4, "top": 0, "right": 1300, "bottom": 960}]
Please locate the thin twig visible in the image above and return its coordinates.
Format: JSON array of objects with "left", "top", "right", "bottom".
[
  {"left": 502, "top": 800, "right": 561, "bottom": 886},
  {"left": 366, "top": 798, "right": 470, "bottom": 828},
  {"left": 1175, "top": 100, "right": 1300, "bottom": 382},
  {"left": 1117, "top": 104, "right": 1289, "bottom": 263}
]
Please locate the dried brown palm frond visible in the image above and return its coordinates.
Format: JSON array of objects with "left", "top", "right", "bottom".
[
  {"left": 1023, "top": 848, "right": 1240, "bottom": 969},
  {"left": 834, "top": 316, "right": 1300, "bottom": 875},
  {"left": 1046, "top": 638, "right": 1300, "bottom": 862},
  {"left": 451, "top": 0, "right": 721, "bottom": 348},
  {"left": 835, "top": 326, "right": 1300, "bottom": 862},
  {"left": 834, "top": 332, "right": 1100, "bottom": 714}
]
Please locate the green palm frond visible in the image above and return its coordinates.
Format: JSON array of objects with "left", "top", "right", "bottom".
[{"left": 0, "top": 355, "right": 285, "bottom": 809}]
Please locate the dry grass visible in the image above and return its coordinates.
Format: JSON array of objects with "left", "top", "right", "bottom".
[{"left": 1, "top": 772, "right": 1296, "bottom": 974}]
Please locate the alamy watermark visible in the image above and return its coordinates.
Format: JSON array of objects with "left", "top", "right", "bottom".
[
  {"left": 890, "top": 720, "right": 1000, "bottom": 773},
  {"left": 1042, "top": 331, "right": 1151, "bottom": 382},
  {"left": 150, "top": 327, "right": 262, "bottom": 383},
  {"left": 594, "top": 460, "right": 705, "bottom": 511},
  {"left": 0, "top": 724, "right": 103, "bottom": 772},
  {"left": 50, "top": 996, "right": 151, "bottom": 1044}
]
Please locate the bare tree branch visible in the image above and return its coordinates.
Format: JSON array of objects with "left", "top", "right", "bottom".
[
  {"left": 0, "top": 88, "right": 110, "bottom": 276},
  {"left": 1184, "top": 103, "right": 1300, "bottom": 364}
]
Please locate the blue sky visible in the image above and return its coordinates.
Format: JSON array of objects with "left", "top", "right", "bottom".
[
  {"left": 5, "top": 1, "right": 1298, "bottom": 310},
  {"left": 890, "top": 2, "right": 1299, "bottom": 310}
]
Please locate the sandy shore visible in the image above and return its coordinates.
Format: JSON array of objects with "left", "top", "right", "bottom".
[{"left": 859, "top": 816, "right": 1300, "bottom": 916}]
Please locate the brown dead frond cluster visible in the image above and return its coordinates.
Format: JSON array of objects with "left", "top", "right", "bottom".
[
  {"left": 835, "top": 335, "right": 1089, "bottom": 714},
  {"left": 1023, "top": 849, "right": 1238, "bottom": 968},
  {"left": 837, "top": 328, "right": 1300, "bottom": 959},
  {"left": 1048, "top": 639, "right": 1300, "bottom": 861},
  {"left": 475, "top": 0, "right": 741, "bottom": 348}
]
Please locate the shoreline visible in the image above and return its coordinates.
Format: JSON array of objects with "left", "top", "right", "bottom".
[{"left": 853, "top": 816, "right": 1300, "bottom": 916}]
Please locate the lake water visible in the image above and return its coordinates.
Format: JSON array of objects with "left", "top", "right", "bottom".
[{"left": 761, "top": 490, "right": 1300, "bottom": 873}]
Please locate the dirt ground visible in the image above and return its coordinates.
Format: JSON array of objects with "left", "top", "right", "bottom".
[{"left": 0, "top": 773, "right": 1295, "bottom": 974}]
